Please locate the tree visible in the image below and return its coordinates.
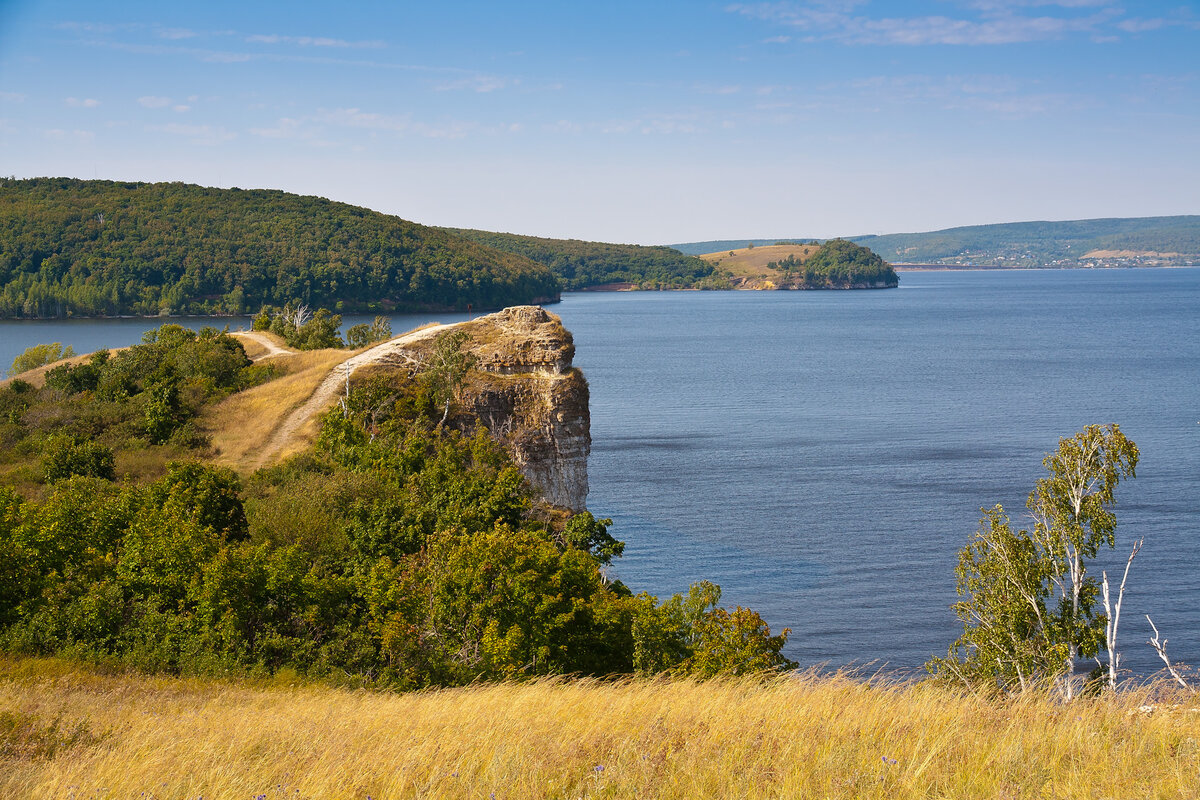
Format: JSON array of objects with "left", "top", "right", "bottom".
[
  {"left": 9, "top": 342, "right": 75, "bottom": 377},
  {"left": 424, "top": 329, "right": 476, "bottom": 425},
  {"left": 930, "top": 424, "right": 1138, "bottom": 697}
]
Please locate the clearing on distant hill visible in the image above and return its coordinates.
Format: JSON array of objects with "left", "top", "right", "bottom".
[{"left": 0, "top": 178, "right": 560, "bottom": 318}]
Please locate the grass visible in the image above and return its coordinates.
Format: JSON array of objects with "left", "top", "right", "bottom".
[
  {"left": 698, "top": 244, "right": 820, "bottom": 280},
  {"left": 200, "top": 348, "right": 349, "bottom": 471},
  {"left": 1, "top": 657, "right": 1197, "bottom": 799}
]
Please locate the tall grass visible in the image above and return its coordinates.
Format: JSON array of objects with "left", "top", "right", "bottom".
[
  {"left": 1, "top": 658, "right": 1196, "bottom": 799},
  {"left": 201, "top": 348, "right": 348, "bottom": 470}
]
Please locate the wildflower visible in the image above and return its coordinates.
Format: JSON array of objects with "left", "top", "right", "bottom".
[{"left": 594, "top": 765, "right": 604, "bottom": 772}]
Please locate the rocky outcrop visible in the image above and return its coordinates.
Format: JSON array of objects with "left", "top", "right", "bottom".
[
  {"left": 457, "top": 307, "right": 590, "bottom": 512},
  {"left": 357, "top": 305, "right": 591, "bottom": 511}
]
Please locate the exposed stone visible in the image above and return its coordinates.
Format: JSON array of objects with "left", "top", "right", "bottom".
[{"left": 457, "top": 306, "right": 589, "bottom": 511}]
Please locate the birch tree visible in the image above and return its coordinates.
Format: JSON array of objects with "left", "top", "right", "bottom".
[{"left": 930, "top": 424, "right": 1138, "bottom": 697}]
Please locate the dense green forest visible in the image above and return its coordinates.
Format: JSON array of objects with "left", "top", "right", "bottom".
[
  {"left": 0, "top": 325, "right": 794, "bottom": 685},
  {"left": 791, "top": 239, "right": 898, "bottom": 287},
  {"left": 0, "top": 178, "right": 560, "bottom": 318},
  {"left": 444, "top": 228, "right": 721, "bottom": 289}
]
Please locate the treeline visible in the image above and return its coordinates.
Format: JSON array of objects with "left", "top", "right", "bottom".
[
  {"left": 445, "top": 228, "right": 721, "bottom": 289},
  {"left": 767, "top": 239, "right": 898, "bottom": 288},
  {"left": 0, "top": 325, "right": 795, "bottom": 685},
  {"left": 0, "top": 178, "right": 560, "bottom": 319}
]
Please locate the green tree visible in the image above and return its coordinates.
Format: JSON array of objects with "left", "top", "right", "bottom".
[
  {"left": 9, "top": 343, "right": 75, "bottom": 377},
  {"left": 424, "top": 329, "right": 476, "bottom": 425},
  {"left": 930, "top": 424, "right": 1139, "bottom": 696}
]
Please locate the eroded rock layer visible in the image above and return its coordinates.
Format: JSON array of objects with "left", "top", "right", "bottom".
[{"left": 457, "top": 306, "right": 590, "bottom": 511}]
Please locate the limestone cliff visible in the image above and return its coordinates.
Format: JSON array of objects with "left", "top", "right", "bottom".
[
  {"left": 364, "top": 306, "right": 591, "bottom": 511},
  {"left": 456, "top": 306, "right": 590, "bottom": 511}
]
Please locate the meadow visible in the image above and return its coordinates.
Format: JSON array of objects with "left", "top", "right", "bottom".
[{"left": 2, "top": 657, "right": 1198, "bottom": 799}]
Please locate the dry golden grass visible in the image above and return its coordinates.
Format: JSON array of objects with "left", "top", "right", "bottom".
[
  {"left": 1, "top": 658, "right": 1197, "bottom": 799},
  {"left": 229, "top": 331, "right": 278, "bottom": 361},
  {"left": 200, "top": 349, "right": 349, "bottom": 471},
  {"left": 700, "top": 244, "right": 820, "bottom": 280}
]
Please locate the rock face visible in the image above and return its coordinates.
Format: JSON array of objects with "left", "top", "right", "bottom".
[{"left": 458, "top": 306, "right": 590, "bottom": 512}]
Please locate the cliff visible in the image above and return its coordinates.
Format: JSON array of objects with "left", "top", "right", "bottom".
[
  {"left": 363, "top": 306, "right": 591, "bottom": 511},
  {"left": 456, "top": 306, "right": 590, "bottom": 511}
]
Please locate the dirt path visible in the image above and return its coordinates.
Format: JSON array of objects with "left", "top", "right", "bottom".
[
  {"left": 251, "top": 322, "right": 459, "bottom": 468},
  {"left": 232, "top": 330, "right": 296, "bottom": 361}
]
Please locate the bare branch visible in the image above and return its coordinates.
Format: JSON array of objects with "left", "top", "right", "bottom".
[{"left": 1146, "top": 615, "right": 1192, "bottom": 691}]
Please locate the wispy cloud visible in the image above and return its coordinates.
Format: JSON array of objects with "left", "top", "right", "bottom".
[
  {"left": 44, "top": 128, "right": 95, "bottom": 143},
  {"left": 434, "top": 74, "right": 511, "bottom": 93},
  {"left": 246, "top": 34, "right": 384, "bottom": 49},
  {"left": 147, "top": 122, "right": 236, "bottom": 145},
  {"left": 138, "top": 96, "right": 171, "bottom": 108},
  {"left": 65, "top": 97, "right": 100, "bottom": 108},
  {"left": 0, "top": 92, "right": 26, "bottom": 102},
  {"left": 729, "top": 0, "right": 1134, "bottom": 45}
]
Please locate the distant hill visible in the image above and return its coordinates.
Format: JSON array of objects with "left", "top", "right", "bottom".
[
  {"left": 850, "top": 216, "right": 1200, "bottom": 267},
  {"left": 671, "top": 239, "right": 814, "bottom": 256},
  {"left": 671, "top": 217, "right": 1200, "bottom": 267},
  {"left": 443, "top": 228, "right": 719, "bottom": 289},
  {"left": 700, "top": 240, "right": 897, "bottom": 290},
  {"left": 0, "top": 178, "right": 560, "bottom": 318}
]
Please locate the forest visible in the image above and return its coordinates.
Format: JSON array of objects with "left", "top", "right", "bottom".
[
  {"left": 0, "top": 178, "right": 560, "bottom": 318},
  {"left": 444, "top": 227, "right": 722, "bottom": 289},
  {"left": 0, "top": 325, "right": 794, "bottom": 686}
]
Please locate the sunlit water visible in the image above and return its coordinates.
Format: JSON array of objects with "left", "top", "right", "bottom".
[{"left": 2, "top": 269, "right": 1197, "bottom": 676}]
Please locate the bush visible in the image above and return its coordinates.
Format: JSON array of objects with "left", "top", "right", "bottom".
[
  {"left": 8, "top": 343, "right": 75, "bottom": 377},
  {"left": 41, "top": 436, "right": 115, "bottom": 482}
]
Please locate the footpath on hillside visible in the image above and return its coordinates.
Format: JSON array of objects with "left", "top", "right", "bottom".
[{"left": 249, "top": 322, "right": 458, "bottom": 468}]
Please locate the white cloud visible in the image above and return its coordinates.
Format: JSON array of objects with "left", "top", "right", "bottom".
[
  {"left": 0, "top": 92, "right": 25, "bottom": 102},
  {"left": 728, "top": 0, "right": 1133, "bottom": 45},
  {"left": 246, "top": 34, "right": 384, "bottom": 49},
  {"left": 65, "top": 97, "right": 101, "bottom": 108},
  {"left": 173, "top": 105, "right": 191, "bottom": 113},
  {"left": 147, "top": 122, "right": 236, "bottom": 145},
  {"left": 44, "top": 128, "right": 95, "bottom": 142},
  {"left": 139, "top": 96, "right": 172, "bottom": 108},
  {"left": 157, "top": 28, "right": 197, "bottom": 40},
  {"left": 434, "top": 74, "right": 511, "bottom": 93}
]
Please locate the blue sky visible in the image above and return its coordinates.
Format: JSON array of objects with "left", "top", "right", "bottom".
[{"left": 1, "top": 0, "right": 1197, "bottom": 243}]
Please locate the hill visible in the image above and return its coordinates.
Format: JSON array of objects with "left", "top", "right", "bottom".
[
  {"left": 0, "top": 178, "right": 560, "bottom": 318},
  {"left": 442, "top": 227, "right": 720, "bottom": 289},
  {"left": 701, "top": 239, "right": 898, "bottom": 289},
  {"left": 852, "top": 216, "right": 1200, "bottom": 267},
  {"left": 671, "top": 216, "right": 1200, "bottom": 268}
]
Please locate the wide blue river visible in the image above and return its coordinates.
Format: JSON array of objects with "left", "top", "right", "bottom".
[{"left": 2, "top": 268, "right": 1197, "bottom": 676}]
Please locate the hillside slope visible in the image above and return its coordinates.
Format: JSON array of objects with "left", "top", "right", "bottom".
[
  {"left": 444, "top": 227, "right": 719, "bottom": 289},
  {"left": 671, "top": 216, "right": 1200, "bottom": 267},
  {"left": 0, "top": 178, "right": 560, "bottom": 318}
]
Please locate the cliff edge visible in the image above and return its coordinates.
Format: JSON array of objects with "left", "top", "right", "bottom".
[{"left": 456, "top": 306, "right": 590, "bottom": 511}]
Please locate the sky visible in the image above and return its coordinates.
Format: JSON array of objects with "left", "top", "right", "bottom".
[{"left": 1, "top": 0, "right": 1198, "bottom": 244}]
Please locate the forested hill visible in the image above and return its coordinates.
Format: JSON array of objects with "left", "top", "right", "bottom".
[
  {"left": 443, "top": 228, "right": 721, "bottom": 289},
  {"left": 671, "top": 216, "right": 1200, "bottom": 267},
  {"left": 851, "top": 216, "right": 1200, "bottom": 267},
  {"left": 0, "top": 178, "right": 560, "bottom": 318}
]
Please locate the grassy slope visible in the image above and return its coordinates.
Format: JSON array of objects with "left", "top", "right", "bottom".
[
  {"left": 2, "top": 657, "right": 1198, "bottom": 799},
  {"left": 699, "top": 243, "right": 820, "bottom": 282}
]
